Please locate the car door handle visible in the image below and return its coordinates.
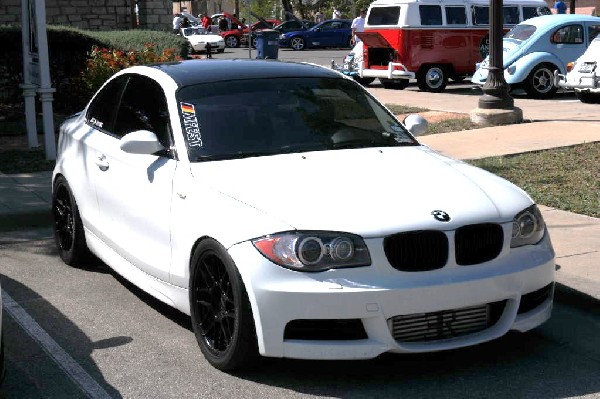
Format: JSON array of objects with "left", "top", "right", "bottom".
[{"left": 95, "top": 155, "right": 109, "bottom": 171}]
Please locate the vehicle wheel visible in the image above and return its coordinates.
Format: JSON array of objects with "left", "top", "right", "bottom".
[
  {"left": 217, "top": 48, "right": 225, "bottom": 53},
  {"left": 575, "top": 90, "right": 600, "bottom": 104},
  {"left": 52, "top": 176, "right": 91, "bottom": 265},
  {"left": 523, "top": 64, "right": 558, "bottom": 99},
  {"left": 290, "top": 37, "right": 305, "bottom": 51},
  {"left": 354, "top": 77, "right": 375, "bottom": 86},
  {"left": 417, "top": 65, "right": 448, "bottom": 92},
  {"left": 346, "top": 36, "right": 353, "bottom": 48},
  {"left": 225, "top": 35, "right": 239, "bottom": 48},
  {"left": 190, "top": 238, "right": 259, "bottom": 371},
  {"left": 381, "top": 78, "right": 409, "bottom": 90}
]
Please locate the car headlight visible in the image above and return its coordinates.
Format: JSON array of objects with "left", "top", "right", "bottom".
[
  {"left": 252, "top": 231, "right": 371, "bottom": 272},
  {"left": 280, "top": 34, "right": 286, "bottom": 40},
  {"left": 511, "top": 205, "right": 545, "bottom": 248}
]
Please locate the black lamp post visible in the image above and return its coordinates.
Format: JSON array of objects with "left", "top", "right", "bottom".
[{"left": 478, "top": 0, "right": 513, "bottom": 109}]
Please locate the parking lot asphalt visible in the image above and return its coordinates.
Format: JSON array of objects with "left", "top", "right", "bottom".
[{"left": 1, "top": 84, "right": 599, "bottom": 301}]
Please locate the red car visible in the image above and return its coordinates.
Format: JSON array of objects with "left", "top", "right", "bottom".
[{"left": 215, "top": 12, "right": 280, "bottom": 48}]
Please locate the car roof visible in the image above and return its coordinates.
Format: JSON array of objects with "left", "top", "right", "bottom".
[
  {"left": 147, "top": 59, "right": 342, "bottom": 87},
  {"left": 520, "top": 14, "right": 600, "bottom": 28}
]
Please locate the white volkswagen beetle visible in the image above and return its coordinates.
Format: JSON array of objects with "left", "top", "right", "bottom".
[
  {"left": 180, "top": 27, "right": 225, "bottom": 54},
  {"left": 52, "top": 59, "right": 555, "bottom": 371},
  {"left": 555, "top": 35, "right": 600, "bottom": 103}
]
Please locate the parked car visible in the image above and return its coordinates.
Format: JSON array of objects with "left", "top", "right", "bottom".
[
  {"left": 279, "top": 19, "right": 353, "bottom": 50},
  {"left": 180, "top": 27, "right": 225, "bottom": 54},
  {"left": 555, "top": 35, "right": 600, "bottom": 103},
  {"left": 472, "top": 14, "right": 600, "bottom": 98},
  {"left": 53, "top": 59, "right": 555, "bottom": 371}
]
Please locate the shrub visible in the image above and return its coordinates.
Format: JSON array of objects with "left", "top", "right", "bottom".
[{"left": 76, "top": 44, "right": 181, "bottom": 100}]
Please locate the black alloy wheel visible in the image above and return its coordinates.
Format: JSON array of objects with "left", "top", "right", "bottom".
[
  {"left": 52, "top": 176, "right": 90, "bottom": 265},
  {"left": 190, "top": 239, "right": 258, "bottom": 371}
]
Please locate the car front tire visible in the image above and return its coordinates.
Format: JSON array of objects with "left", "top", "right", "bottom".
[
  {"left": 524, "top": 64, "right": 558, "bottom": 99},
  {"left": 290, "top": 37, "right": 305, "bottom": 51},
  {"left": 575, "top": 90, "right": 600, "bottom": 104},
  {"left": 225, "top": 35, "right": 239, "bottom": 48},
  {"left": 417, "top": 65, "right": 448, "bottom": 92},
  {"left": 52, "top": 176, "right": 91, "bottom": 265},
  {"left": 190, "top": 238, "right": 259, "bottom": 371}
]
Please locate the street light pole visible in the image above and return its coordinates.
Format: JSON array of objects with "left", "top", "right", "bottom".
[
  {"left": 478, "top": 0, "right": 513, "bottom": 109},
  {"left": 470, "top": 0, "right": 523, "bottom": 126}
]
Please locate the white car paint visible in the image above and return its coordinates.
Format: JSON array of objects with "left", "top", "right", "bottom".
[
  {"left": 555, "top": 35, "right": 600, "bottom": 102},
  {"left": 53, "top": 60, "right": 555, "bottom": 368},
  {"left": 181, "top": 27, "right": 225, "bottom": 53}
]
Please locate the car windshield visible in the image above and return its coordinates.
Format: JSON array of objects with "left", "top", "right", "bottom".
[
  {"left": 177, "top": 77, "right": 417, "bottom": 162},
  {"left": 183, "top": 27, "right": 206, "bottom": 36},
  {"left": 504, "top": 24, "right": 536, "bottom": 41}
]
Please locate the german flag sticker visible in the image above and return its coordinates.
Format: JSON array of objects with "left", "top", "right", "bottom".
[{"left": 181, "top": 102, "right": 195, "bottom": 114}]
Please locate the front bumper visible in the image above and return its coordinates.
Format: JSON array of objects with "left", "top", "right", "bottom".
[
  {"left": 228, "top": 231, "right": 555, "bottom": 360},
  {"left": 554, "top": 70, "right": 600, "bottom": 91}
]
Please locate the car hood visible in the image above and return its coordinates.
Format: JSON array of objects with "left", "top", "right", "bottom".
[
  {"left": 189, "top": 34, "right": 223, "bottom": 43},
  {"left": 189, "top": 146, "right": 531, "bottom": 237}
]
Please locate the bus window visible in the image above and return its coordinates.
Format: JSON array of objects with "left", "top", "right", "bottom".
[
  {"left": 367, "top": 7, "right": 401, "bottom": 25},
  {"left": 419, "top": 5, "right": 442, "bottom": 26},
  {"left": 503, "top": 6, "right": 519, "bottom": 24},
  {"left": 445, "top": 6, "right": 467, "bottom": 25},
  {"left": 472, "top": 6, "right": 489, "bottom": 25}
]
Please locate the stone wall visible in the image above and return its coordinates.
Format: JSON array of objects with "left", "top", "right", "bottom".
[{"left": 0, "top": 0, "right": 172, "bottom": 32}]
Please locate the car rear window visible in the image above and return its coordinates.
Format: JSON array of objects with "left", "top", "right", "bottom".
[
  {"left": 367, "top": 7, "right": 401, "bottom": 25},
  {"left": 505, "top": 24, "right": 536, "bottom": 41},
  {"left": 176, "top": 77, "right": 417, "bottom": 162}
]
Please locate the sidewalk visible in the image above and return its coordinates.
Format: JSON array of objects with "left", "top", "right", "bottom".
[{"left": 0, "top": 103, "right": 598, "bottom": 299}]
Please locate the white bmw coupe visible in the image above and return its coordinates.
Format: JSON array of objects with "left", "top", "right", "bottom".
[{"left": 53, "top": 59, "right": 555, "bottom": 371}]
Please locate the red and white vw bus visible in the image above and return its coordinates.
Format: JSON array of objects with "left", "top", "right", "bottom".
[{"left": 354, "top": 0, "right": 551, "bottom": 91}]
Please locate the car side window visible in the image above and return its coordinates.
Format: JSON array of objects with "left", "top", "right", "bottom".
[
  {"left": 551, "top": 24, "right": 584, "bottom": 44},
  {"left": 472, "top": 6, "right": 489, "bottom": 25},
  {"left": 113, "top": 74, "right": 172, "bottom": 148},
  {"left": 367, "top": 6, "right": 401, "bottom": 25},
  {"left": 86, "top": 75, "right": 128, "bottom": 132},
  {"left": 589, "top": 25, "right": 600, "bottom": 44}
]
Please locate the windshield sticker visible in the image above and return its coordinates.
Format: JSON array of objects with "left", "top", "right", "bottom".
[{"left": 180, "top": 102, "right": 203, "bottom": 147}]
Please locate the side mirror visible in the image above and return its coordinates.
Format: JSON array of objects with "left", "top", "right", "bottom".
[
  {"left": 403, "top": 114, "right": 428, "bottom": 137},
  {"left": 120, "top": 130, "right": 165, "bottom": 154}
]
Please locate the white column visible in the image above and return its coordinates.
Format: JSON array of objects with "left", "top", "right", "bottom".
[
  {"left": 35, "top": 0, "right": 56, "bottom": 160},
  {"left": 21, "top": 0, "right": 39, "bottom": 148}
]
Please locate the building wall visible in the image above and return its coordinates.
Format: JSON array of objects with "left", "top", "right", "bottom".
[{"left": 0, "top": 0, "right": 172, "bottom": 31}]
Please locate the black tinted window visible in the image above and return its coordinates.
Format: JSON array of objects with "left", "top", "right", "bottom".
[
  {"left": 367, "top": 7, "right": 401, "bottom": 25},
  {"left": 177, "top": 77, "right": 416, "bottom": 162},
  {"left": 86, "top": 75, "right": 127, "bottom": 132},
  {"left": 551, "top": 24, "right": 584, "bottom": 44},
  {"left": 113, "top": 75, "right": 171, "bottom": 146},
  {"left": 445, "top": 6, "right": 466, "bottom": 25},
  {"left": 420, "top": 5, "right": 442, "bottom": 25},
  {"left": 473, "top": 6, "right": 489, "bottom": 25},
  {"left": 503, "top": 6, "right": 519, "bottom": 24}
]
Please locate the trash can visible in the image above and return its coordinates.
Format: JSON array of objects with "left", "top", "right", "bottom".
[{"left": 255, "top": 29, "right": 279, "bottom": 60}]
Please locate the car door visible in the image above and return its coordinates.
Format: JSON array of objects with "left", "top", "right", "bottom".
[
  {"left": 90, "top": 73, "right": 177, "bottom": 282},
  {"left": 76, "top": 75, "right": 128, "bottom": 238},
  {"left": 317, "top": 20, "right": 349, "bottom": 47}
]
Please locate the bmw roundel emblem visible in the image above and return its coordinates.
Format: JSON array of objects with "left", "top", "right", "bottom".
[{"left": 432, "top": 210, "right": 451, "bottom": 222}]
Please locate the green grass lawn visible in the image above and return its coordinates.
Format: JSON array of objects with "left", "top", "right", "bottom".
[{"left": 470, "top": 142, "right": 600, "bottom": 218}]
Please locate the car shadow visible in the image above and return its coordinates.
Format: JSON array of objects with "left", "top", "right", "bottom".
[{"left": 1, "top": 275, "right": 125, "bottom": 398}]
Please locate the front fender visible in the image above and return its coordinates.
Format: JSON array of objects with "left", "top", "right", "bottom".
[{"left": 505, "top": 52, "right": 565, "bottom": 84}]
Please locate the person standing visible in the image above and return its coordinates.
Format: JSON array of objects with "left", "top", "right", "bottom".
[
  {"left": 351, "top": 9, "right": 366, "bottom": 44},
  {"left": 332, "top": 9, "right": 342, "bottom": 19},
  {"left": 218, "top": 16, "right": 228, "bottom": 32},
  {"left": 172, "top": 13, "right": 183, "bottom": 34},
  {"left": 201, "top": 13, "right": 211, "bottom": 31},
  {"left": 315, "top": 10, "right": 325, "bottom": 23},
  {"left": 554, "top": 0, "right": 567, "bottom": 13}
]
